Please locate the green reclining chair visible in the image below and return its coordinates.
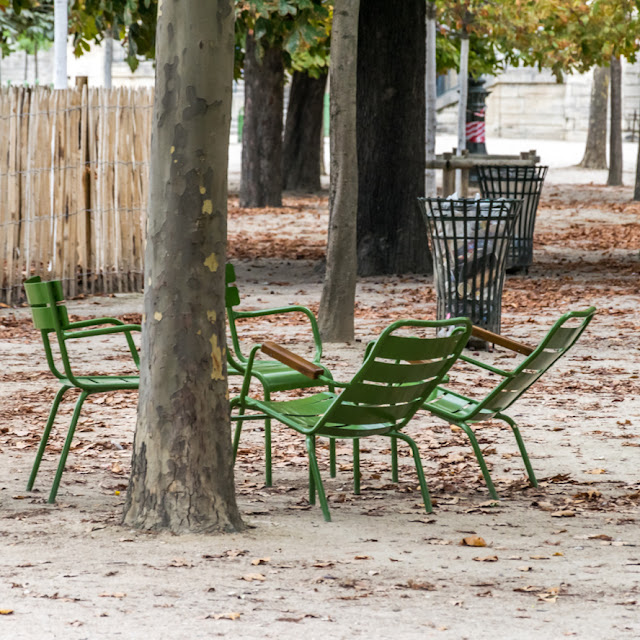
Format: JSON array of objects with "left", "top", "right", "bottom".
[
  {"left": 231, "top": 318, "right": 472, "bottom": 521},
  {"left": 225, "top": 263, "right": 333, "bottom": 486},
  {"left": 23, "top": 277, "right": 141, "bottom": 503},
  {"left": 414, "top": 307, "right": 596, "bottom": 498}
]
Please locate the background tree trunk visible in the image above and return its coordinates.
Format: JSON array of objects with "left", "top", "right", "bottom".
[
  {"left": 635, "top": 128, "right": 640, "bottom": 200},
  {"left": 54, "top": 0, "right": 67, "bottom": 89},
  {"left": 425, "top": 1, "right": 437, "bottom": 198},
  {"left": 608, "top": 56, "right": 623, "bottom": 186},
  {"left": 282, "top": 70, "right": 328, "bottom": 193},
  {"left": 356, "top": 0, "right": 429, "bottom": 276},
  {"left": 318, "top": 0, "right": 359, "bottom": 341},
  {"left": 240, "top": 34, "right": 284, "bottom": 207},
  {"left": 580, "top": 66, "right": 609, "bottom": 169},
  {"left": 123, "top": 0, "right": 243, "bottom": 534}
]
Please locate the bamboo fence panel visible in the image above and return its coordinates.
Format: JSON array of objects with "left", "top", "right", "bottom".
[{"left": 0, "top": 86, "right": 153, "bottom": 305}]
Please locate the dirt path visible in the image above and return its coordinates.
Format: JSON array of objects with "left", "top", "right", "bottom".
[{"left": 1, "top": 181, "right": 639, "bottom": 639}]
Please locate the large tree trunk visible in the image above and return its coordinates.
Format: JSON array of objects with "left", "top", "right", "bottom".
[
  {"left": 608, "top": 56, "right": 623, "bottom": 186},
  {"left": 356, "top": 0, "right": 429, "bottom": 275},
  {"left": 580, "top": 66, "right": 609, "bottom": 169},
  {"left": 318, "top": 0, "right": 359, "bottom": 341},
  {"left": 240, "top": 34, "right": 284, "bottom": 207},
  {"left": 425, "top": 1, "right": 437, "bottom": 197},
  {"left": 123, "top": 0, "right": 243, "bottom": 534},
  {"left": 54, "top": 0, "right": 67, "bottom": 89},
  {"left": 282, "top": 70, "right": 328, "bottom": 193}
]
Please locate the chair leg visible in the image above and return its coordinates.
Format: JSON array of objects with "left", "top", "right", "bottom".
[
  {"left": 458, "top": 422, "right": 498, "bottom": 500},
  {"left": 329, "top": 438, "right": 336, "bottom": 478},
  {"left": 353, "top": 438, "right": 360, "bottom": 495},
  {"left": 308, "top": 436, "right": 316, "bottom": 505},
  {"left": 264, "top": 389, "right": 273, "bottom": 487},
  {"left": 48, "top": 390, "right": 89, "bottom": 504},
  {"left": 391, "top": 436, "right": 398, "bottom": 483},
  {"left": 306, "top": 435, "right": 331, "bottom": 522},
  {"left": 231, "top": 401, "right": 245, "bottom": 463},
  {"left": 27, "top": 385, "right": 69, "bottom": 491},
  {"left": 393, "top": 432, "right": 432, "bottom": 514},
  {"left": 499, "top": 414, "right": 538, "bottom": 488}
]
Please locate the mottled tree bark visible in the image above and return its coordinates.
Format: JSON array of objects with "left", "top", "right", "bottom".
[
  {"left": 608, "top": 56, "right": 623, "bottom": 186},
  {"left": 240, "top": 34, "right": 284, "bottom": 207},
  {"left": 123, "top": 0, "right": 244, "bottom": 534},
  {"left": 356, "top": 0, "right": 429, "bottom": 275},
  {"left": 580, "top": 66, "right": 609, "bottom": 170},
  {"left": 282, "top": 70, "right": 328, "bottom": 193},
  {"left": 318, "top": 0, "right": 359, "bottom": 341}
]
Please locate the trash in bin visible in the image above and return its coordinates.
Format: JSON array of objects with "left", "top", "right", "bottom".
[
  {"left": 418, "top": 196, "right": 522, "bottom": 336},
  {"left": 477, "top": 165, "right": 548, "bottom": 272}
]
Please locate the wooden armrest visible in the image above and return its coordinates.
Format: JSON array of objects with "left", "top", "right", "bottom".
[
  {"left": 471, "top": 326, "right": 534, "bottom": 356},
  {"left": 261, "top": 341, "right": 324, "bottom": 379}
]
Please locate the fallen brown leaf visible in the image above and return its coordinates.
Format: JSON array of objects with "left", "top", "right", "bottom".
[
  {"left": 473, "top": 555, "right": 498, "bottom": 562},
  {"left": 405, "top": 579, "right": 437, "bottom": 591},
  {"left": 461, "top": 536, "right": 487, "bottom": 547},
  {"left": 206, "top": 612, "right": 241, "bottom": 621},
  {"left": 241, "top": 573, "right": 266, "bottom": 582}
]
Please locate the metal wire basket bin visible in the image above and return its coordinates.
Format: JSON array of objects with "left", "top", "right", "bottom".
[
  {"left": 477, "top": 165, "right": 548, "bottom": 272},
  {"left": 418, "top": 197, "right": 521, "bottom": 335}
]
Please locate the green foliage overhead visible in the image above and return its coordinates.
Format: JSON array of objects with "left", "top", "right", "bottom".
[
  {"left": 235, "top": 0, "right": 331, "bottom": 79},
  {"left": 436, "top": 0, "right": 640, "bottom": 81},
  {"left": 0, "top": 0, "right": 54, "bottom": 57},
  {"left": 67, "top": 0, "right": 157, "bottom": 71},
  {"left": 0, "top": 0, "right": 157, "bottom": 69}
]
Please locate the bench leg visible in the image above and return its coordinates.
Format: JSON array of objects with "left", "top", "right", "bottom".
[
  {"left": 459, "top": 422, "right": 498, "bottom": 500},
  {"left": 306, "top": 435, "right": 330, "bottom": 522},
  {"left": 48, "top": 390, "right": 89, "bottom": 503},
  {"left": 394, "top": 432, "right": 432, "bottom": 514},
  {"left": 27, "top": 385, "right": 69, "bottom": 491},
  {"left": 500, "top": 414, "right": 538, "bottom": 487}
]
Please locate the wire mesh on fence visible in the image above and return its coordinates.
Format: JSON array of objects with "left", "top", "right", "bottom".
[{"left": 0, "top": 86, "right": 153, "bottom": 305}]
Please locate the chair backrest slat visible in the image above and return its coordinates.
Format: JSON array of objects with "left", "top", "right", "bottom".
[
  {"left": 373, "top": 334, "right": 459, "bottom": 361},
  {"left": 319, "top": 319, "right": 471, "bottom": 431},
  {"left": 30, "top": 305, "right": 70, "bottom": 331},
  {"left": 480, "top": 308, "right": 595, "bottom": 414},
  {"left": 363, "top": 360, "right": 442, "bottom": 384},
  {"left": 225, "top": 263, "right": 241, "bottom": 309},
  {"left": 340, "top": 380, "right": 433, "bottom": 406},
  {"left": 24, "top": 277, "right": 70, "bottom": 331},
  {"left": 328, "top": 399, "right": 424, "bottom": 426}
]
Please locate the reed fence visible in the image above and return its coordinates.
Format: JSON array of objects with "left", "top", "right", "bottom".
[{"left": 0, "top": 86, "right": 153, "bottom": 305}]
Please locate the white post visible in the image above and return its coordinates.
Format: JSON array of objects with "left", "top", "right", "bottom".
[
  {"left": 54, "top": 0, "right": 68, "bottom": 89},
  {"left": 104, "top": 35, "right": 114, "bottom": 89},
  {"left": 425, "top": 2, "right": 437, "bottom": 197},
  {"left": 456, "top": 34, "right": 469, "bottom": 193}
]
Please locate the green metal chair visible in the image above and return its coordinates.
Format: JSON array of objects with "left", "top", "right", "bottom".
[
  {"left": 23, "top": 277, "right": 140, "bottom": 503},
  {"left": 226, "top": 263, "right": 334, "bottom": 486},
  {"left": 414, "top": 307, "right": 597, "bottom": 498},
  {"left": 232, "top": 317, "right": 472, "bottom": 521}
]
